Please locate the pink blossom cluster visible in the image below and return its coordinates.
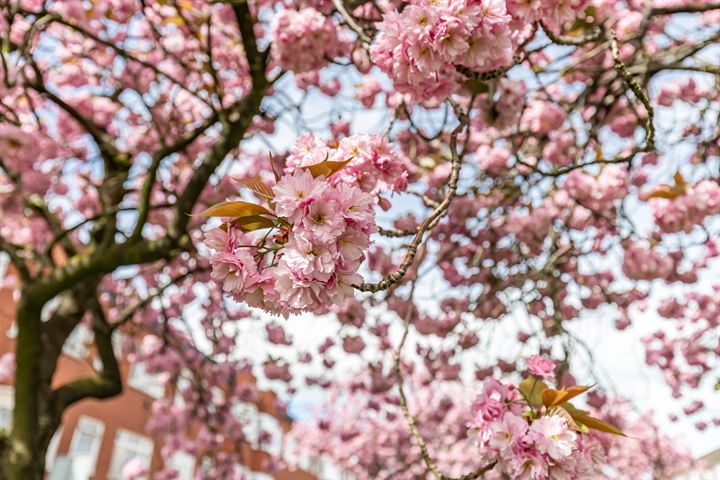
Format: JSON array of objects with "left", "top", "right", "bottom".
[
  {"left": 271, "top": 7, "right": 347, "bottom": 73},
  {"left": 469, "top": 379, "right": 604, "bottom": 479},
  {"left": 506, "top": 0, "right": 588, "bottom": 29},
  {"left": 288, "top": 366, "right": 691, "bottom": 480},
  {"left": 621, "top": 241, "right": 674, "bottom": 281},
  {"left": 521, "top": 101, "right": 566, "bottom": 135},
  {"left": 656, "top": 78, "right": 710, "bottom": 106},
  {"left": 650, "top": 180, "right": 720, "bottom": 233},
  {"left": 369, "top": 0, "right": 588, "bottom": 100},
  {"left": 284, "top": 132, "right": 411, "bottom": 196},
  {"left": 370, "top": 0, "right": 514, "bottom": 100},
  {"left": 563, "top": 166, "right": 629, "bottom": 216},
  {"left": 643, "top": 284, "right": 720, "bottom": 402},
  {"left": 207, "top": 161, "right": 379, "bottom": 317}
]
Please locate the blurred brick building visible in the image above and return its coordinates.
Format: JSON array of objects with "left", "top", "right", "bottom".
[{"left": 0, "top": 253, "right": 346, "bottom": 480}]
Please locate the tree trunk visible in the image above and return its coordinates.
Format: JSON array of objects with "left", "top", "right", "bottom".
[
  {"left": 0, "top": 287, "right": 103, "bottom": 480},
  {"left": 0, "top": 295, "right": 58, "bottom": 480}
]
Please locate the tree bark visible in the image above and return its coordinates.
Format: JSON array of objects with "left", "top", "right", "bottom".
[{"left": 0, "top": 294, "right": 56, "bottom": 480}]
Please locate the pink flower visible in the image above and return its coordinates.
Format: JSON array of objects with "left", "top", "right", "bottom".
[
  {"left": 300, "top": 199, "right": 345, "bottom": 244},
  {"left": 272, "top": 168, "right": 327, "bottom": 221},
  {"left": 271, "top": 8, "right": 347, "bottom": 73},
  {"left": 342, "top": 335, "right": 366, "bottom": 354},
  {"left": 355, "top": 76, "right": 383, "bottom": 108},
  {"left": 266, "top": 323, "right": 292, "bottom": 345},
  {"left": 282, "top": 235, "right": 337, "bottom": 282},
  {"left": 507, "top": 451, "right": 548, "bottom": 480},
  {"left": 488, "top": 412, "right": 528, "bottom": 453},
  {"left": 530, "top": 416, "right": 577, "bottom": 461},
  {"left": 210, "top": 250, "right": 260, "bottom": 294},
  {"left": 527, "top": 355, "right": 555, "bottom": 379}
]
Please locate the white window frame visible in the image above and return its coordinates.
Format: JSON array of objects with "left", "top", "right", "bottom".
[
  {"left": 107, "top": 429, "right": 154, "bottom": 480},
  {"left": 5, "top": 322, "right": 17, "bottom": 339},
  {"left": 68, "top": 416, "right": 105, "bottom": 476},
  {"left": 45, "top": 427, "right": 63, "bottom": 472},
  {"left": 0, "top": 252, "right": 9, "bottom": 280}
]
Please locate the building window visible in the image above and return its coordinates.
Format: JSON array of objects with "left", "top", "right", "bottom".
[
  {"left": 108, "top": 429, "right": 154, "bottom": 480},
  {"left": 167, "top": 451, "right": 196, "bottom": 480},
  {"left": 45, "top": 427, "right": 63, "bottom": 472},
  {"left": 128, "top": 361, "right": 165, "bottom": 399},
  {"left": 111, "top": 331, "right": 125, "bottom": 357},
  {"left": 63, "top": 324, "right": 94, "bottom": 360},
  {"left": 0, "top": 385, "right": 14, "bottom": 430},
  {"left": 68, "top": 416, "right": 105, "bottom": 476}
]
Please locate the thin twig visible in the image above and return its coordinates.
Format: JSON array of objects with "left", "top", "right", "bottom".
[
  {"left": 333, "top": 0, "right": 371, "bottom": 46},
  {"left": 355, "top": 110, "right": 468, "bottom": 292},
  {"left": 393, "top": 282, "right": 497, "bottom": 480},
  {"left": 609, "top": 30, "right": 655, "bottom": 152}
]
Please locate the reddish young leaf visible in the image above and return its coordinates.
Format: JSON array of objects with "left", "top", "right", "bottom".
[
  {"left": 234, "top": 176, "right": 275, "bottom": 199},
  {"left": 640, "top": 171, "right": 689, "bottom": 200},
  {"left": 196, "top": 200, "right": 270, "bottom": 217},
  {"left": 303, "top": 156, "right": 354, "bottom": 179},
  {"left": 564, "top": 404, "right": 626, "bottom": 436},
  {"left": 541, "top": 385, "right": 592, "bottom": 408}
]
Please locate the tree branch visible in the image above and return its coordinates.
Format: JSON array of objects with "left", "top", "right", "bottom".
[
  {"left": 650, "top": 2, "right": 720, "bottom": 15},
  {"left": 132, "top": 112, "right": 221, "bottom": 241},
  {"left": 393, "top": 283, "right": 496, "bottom": 480},
  {"left": 355, "top": 109, "right": 468, "bottom": 292},
  {"left": 609, "top": 31, "right": 655, "bottom": 153},
  {"left": 333, "top": 0, "right": 372, "bottom": 46},
  {"left": 169, "top": 0, "right": 269, "bottom": 237},
  {"left": 51, "top": 300, "right": 122, "bottom": 411}
]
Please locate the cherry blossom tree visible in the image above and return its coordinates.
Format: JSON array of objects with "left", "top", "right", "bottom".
[{"left": 0, "top": 0, "right": 718, "bottom": 479}]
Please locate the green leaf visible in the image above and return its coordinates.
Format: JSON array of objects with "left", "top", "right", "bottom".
[
  {"left": 196, "top": 200, "right": 270, "bottom": 217},
  {"left": 519, "top": 377, "right": 549, "bottom": 407},
  {"left": 465, "top": 79, "right": 489, "bottom": 94}
]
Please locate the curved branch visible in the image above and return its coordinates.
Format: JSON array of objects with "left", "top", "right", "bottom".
[
  {"left": 333, "top": 0, "right": 372, "bottom": 46},
  {"left": 355, "top": 112, "right": 468, "bottom": 293},
  {"left": 52, "top": 300, "right": 122, "bottom": 416}
]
